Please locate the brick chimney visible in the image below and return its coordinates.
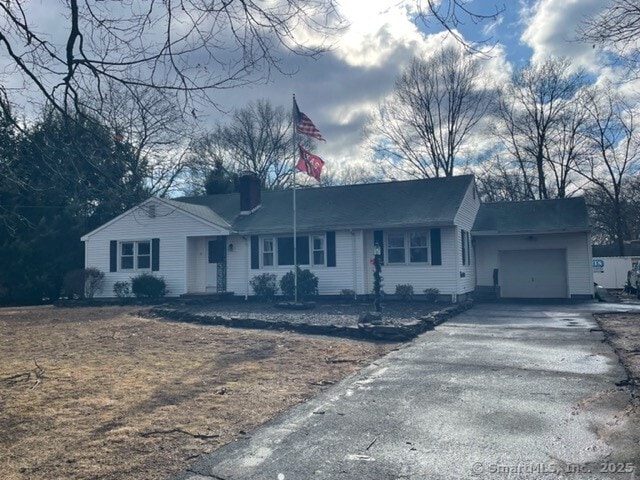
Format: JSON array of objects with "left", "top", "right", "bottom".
[{"left": 239, "top": 171, "right": 261, "bottom": 215}]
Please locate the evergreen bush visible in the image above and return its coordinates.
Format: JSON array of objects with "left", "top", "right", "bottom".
[
  {"left": 131, "top": 273, "right": 167, "bottom": 298},
  {"left": 250, "top": 273, "right": 278, "bottom": 301},
  {"left": 279, "top": 267, "right": 319, "bottom": 300}
]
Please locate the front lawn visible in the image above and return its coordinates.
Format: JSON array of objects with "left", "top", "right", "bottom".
[{"left": 0, "top": 306, "right": 398, "bottom": 480}]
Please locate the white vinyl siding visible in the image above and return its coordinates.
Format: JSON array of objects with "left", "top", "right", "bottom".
[
  {"left": 248, "top": 231, "right": 355, "bottom": 295},
  {"left": 454, "top": 182, "right": 480, "bottom": 294},
  {"left": 474, "top": 233, "right": 593, "bottom": 297},
  {"left": 84, "top": 199, "right": 228, "bottom": 297},
  {"left": 226, "top": 235, "right": 250, "bottom": 297},
  {"left": 364, "top": 227, "right": 459, "bottom": 295}
]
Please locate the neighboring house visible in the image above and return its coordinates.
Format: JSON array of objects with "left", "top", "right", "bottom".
[
  {"left": 592, "top": 241, "right": 640, "bottom": 289},
  {"left": 81, "top": 173, "right": 594, "bottom": 301}
]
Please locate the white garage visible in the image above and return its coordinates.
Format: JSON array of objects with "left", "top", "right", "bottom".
[
  {"left": 499, "top": 249, "right": 568, "bottom": 298},
  {"left": 473, "top": 198, "right": 593, "bottom": 300}
]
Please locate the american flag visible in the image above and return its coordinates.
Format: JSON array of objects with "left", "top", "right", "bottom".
[
  {"left": 297, "top": 144, "right": 325, "bottom": 181},
  {"left": 294, "top": 98, "right": 325, "bottom": 141}
]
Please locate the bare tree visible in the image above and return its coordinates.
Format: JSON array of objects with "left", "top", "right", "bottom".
[
  {"left": 577, "top": 85, "right": 640, "bottom": 254},
  {"left": 416, "top": 0, "right": 505, "bottom": 53},
  {"left": 98, "top": 82, "right": 195, "bottom": 197},
  {"left": 0, "top": 0, "right": 343, "bottom": 122},
  {"left": 474, "top": 154, "right": 533, "bottom": 202},
  {"left": 369, "top": 46, "right": 495, "bottom": 179},
  {"left": 578, "top": 0, "right": 640, "bottom": 77},
  {"left": 495, "top": 58, "right": 587, "bottom": 199},
  {"left": 319, "top": 163, "right": 382, "bottom": 187},
  {"left": 189, "top": 99, "right": 312, "bottom": 190}
]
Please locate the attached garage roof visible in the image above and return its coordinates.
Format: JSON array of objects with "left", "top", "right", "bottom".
[
  {"left": 176, "top": 175, "right": 475, "bottom": 234},
  {"left": 472, "top": 197, "right": 590, "bottom": 235}
]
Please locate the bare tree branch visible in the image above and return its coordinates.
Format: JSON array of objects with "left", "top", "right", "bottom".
[{"left": 368, "top": 46, "right": 495, "bottom": 179}]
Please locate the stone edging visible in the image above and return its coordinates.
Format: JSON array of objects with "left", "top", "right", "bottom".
[{"left": 143, "top": 300, "right": 474, "bottom": 342}]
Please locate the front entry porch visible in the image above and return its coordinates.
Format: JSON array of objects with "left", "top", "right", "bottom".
[{"left": 186, "top": 236, "right": 227, "bottom": 294}]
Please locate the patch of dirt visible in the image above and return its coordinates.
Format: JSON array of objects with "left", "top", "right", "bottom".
[
  {"left": 593, "top": 312, "right": 640, "bottom": 465},
  {"left": 0, "top": 306, "right": 399, "bottom": 480}
]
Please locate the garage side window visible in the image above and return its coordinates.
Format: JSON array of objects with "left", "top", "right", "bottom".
[{"left": 461, "top": 230, "right": 470, "bottom": 266}]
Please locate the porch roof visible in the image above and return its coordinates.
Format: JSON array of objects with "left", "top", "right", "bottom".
[{"left": 176, "top": 175, "right": 474, "bottom": 234}]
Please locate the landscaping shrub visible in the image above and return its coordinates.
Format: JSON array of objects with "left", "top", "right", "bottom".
[
  {"left": 113, "top": 281, "right": 131, "bottom": 299},
  {"left": 424, "top": 288, "right": 439, "bottom": 303},
  {"left": 63, "top": 268, "right": 104, "bottom": 299},
  {"left": 395, "top": 284, "right": 414, "bottom": 300},
  {"left": 340, "top": 289, "right": 356, "bottom": 300},
  {"left": 280, "top": 267, "right": 319, "bottom": 300},
  {"left": 250, "top": 273, "right": 278, "bottom": 301},
  {"left": 131, "top": 273, "right": 167, "bottom": 298}
]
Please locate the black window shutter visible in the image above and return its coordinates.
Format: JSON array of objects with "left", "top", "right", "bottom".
[
  {"left": 326, "top": 231, "right": 336, "bottom": 267},
  {"left": 251, "top": 235, "right": 259, "bottom": 269},
  {"left": 430, "top": 229, "right": 442, "bottom": 265},
  {"left": 110, "top": 241, "right": 118, "bottom": 272},
  {"left": 373, "top": 230, "right": 384, "bottom": 264},
  {"left": 152, "top": 238, "right": 160, "bottom": 271}
]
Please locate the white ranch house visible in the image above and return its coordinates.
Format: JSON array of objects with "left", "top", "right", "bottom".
[{"left": 81, "top": 174, "right": 594, "bottom": 301}]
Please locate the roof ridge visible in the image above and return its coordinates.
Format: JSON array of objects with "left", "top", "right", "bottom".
[
  {"left": 482, "top": 196, "right": 584, "bottom": 205},
  {"left": 175, "top": 174, "right": 474, "bottom": 201}
]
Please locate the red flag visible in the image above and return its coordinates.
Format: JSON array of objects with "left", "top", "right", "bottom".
[
  {"left": 294, "top": 98, "right": 325, "bottom": 141},
  {"left": 297, "top": 144, "right": 325, "bottom": 181}
]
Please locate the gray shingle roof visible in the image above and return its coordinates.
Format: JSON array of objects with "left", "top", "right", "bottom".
[
  {"left": 472, "top": 197, "right": 590, "bottom": 235},
  {"left": 176, "top": 175, "right": 475, "bottom": 234},
  {"left": 162, "top": 198, "right": 232, "bottom": 229}
]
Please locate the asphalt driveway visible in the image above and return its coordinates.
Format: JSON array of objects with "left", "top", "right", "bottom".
[{"left": 175, "top": 302, "right": 640, "bottom": 480}]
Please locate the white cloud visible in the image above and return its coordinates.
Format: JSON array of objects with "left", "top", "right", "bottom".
[{"left": 331, "top": 1, "right": 424, "bottom": 68}]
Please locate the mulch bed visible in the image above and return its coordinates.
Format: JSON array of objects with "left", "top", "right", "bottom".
[{"left": 182, "top": 300, "right": 446, "bottom": 327}]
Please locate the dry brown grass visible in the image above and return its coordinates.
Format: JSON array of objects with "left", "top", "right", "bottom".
[{"left": 0, "top": 306, "right": 398, "bottom": 480}]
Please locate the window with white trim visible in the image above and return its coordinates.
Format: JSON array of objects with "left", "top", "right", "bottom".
[
  {"left": 120, "top": 240, "right": 151, "bottom": 270},
  {"left": 262, "top": 238, "right": 274, "bottom": 266},
  {"left": 262, "top": 234, "right": 326, "bottom": 267},
  {"left": 409, "top": 232, "right": 428, "bottom": 263},
  {"left": 387, "top": 233, "right": 406, "bottom": 264},
  {"left": 312, "top": 235, "right": 325, "bottom": 266},
  {"left": 461, "top": 230, "right": 471, "bottom": 266},
  {"left": 386, "top": 231, "right": 430, "bottom": 264}
]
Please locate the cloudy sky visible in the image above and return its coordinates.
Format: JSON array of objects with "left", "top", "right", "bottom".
[
  {"left": 1, "top": 0, "right": 627, "bottom": 177},
  {"left": 198, "top": 0, "right": 618, "bottom": 173}
]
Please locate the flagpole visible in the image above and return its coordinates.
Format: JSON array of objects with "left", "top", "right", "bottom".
[{"left": 292, "top": 95, "right": 298, "bottom": 303}]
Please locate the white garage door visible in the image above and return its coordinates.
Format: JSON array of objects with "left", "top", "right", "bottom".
[{"left": 499, "top": 249, "right": 568, "bottom": 298}]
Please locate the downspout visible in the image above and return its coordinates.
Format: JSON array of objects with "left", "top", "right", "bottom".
[
  {"left": 352, "top": 231, "right": 357, "bottom": 297},
  {"left": 245, "top": 236, "right": 250, "bottom": 300},
  {"left": 453, "top": 227, "right": 459, "bottom": 304}
]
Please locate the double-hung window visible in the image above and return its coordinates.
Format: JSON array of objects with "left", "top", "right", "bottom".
[
  {"left": 461, "top": 230, "right": 471, "bottom": 266},
  {"left": 120, "top": 240, "right": 151, "bottom": 270},
  {"left": 262, "top": 238, "right": 274, "bottom": 267},
  {"left": 387, "top": 233, "right": 406, "bottom": 264},
  {"left": 386, "top": 231, "right": 429, "bottom": 264},
  {"left": 409, "top": 232, "right": 428, "bottom": 263},
  {"left": 312, "top": 235, "right": 325, "bottom": 266}
]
